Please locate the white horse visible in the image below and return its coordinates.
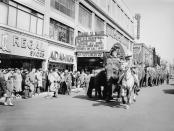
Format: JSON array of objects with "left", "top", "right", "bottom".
[{"left": 121, "top": 67, "right": 138, "bottom": 109}]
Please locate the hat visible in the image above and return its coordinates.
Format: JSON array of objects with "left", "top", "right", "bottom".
[{"left": 111, "top": 43, "right": 120, "bottom": 50}]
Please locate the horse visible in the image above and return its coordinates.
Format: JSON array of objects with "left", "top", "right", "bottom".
[{"left": 121, "top": 67, "right": 137, "bottom": 109}]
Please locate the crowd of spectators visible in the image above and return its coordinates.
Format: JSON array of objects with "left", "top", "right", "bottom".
[{"left": 0, "top": 68, "right": 94, "bottom": 106}]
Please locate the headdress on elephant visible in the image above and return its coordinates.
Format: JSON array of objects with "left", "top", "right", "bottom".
[{"left": 109, "top": 43, "right": 120, "bottom": 56}]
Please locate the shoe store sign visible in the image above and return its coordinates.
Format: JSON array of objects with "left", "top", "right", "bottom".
[
  {"left": 49, "top": 50, "right": 74, "bottom": 64},
  {"left": 0, "top": 30, "right": 48, "bottom": 59}
]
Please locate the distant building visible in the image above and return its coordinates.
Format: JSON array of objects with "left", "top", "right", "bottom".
[
  {"left": 152, "top": 48, "right": 160, "bottom": 66},
  {"left": 133, "top": 43, "right": 153, "bottom": 67}
]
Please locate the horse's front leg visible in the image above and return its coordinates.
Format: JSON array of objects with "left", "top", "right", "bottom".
[
  {"left": 127, "top": 88, "right": 132, "bottom": 105},
  {"left": 125, "top": 88, "right": 132, "bottom": 109}
]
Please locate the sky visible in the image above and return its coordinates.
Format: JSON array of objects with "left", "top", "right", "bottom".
[{"left": 125, "top": 0, "right": 174, "bottom": 64}]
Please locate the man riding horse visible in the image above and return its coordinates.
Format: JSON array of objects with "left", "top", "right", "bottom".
[{"left": 110, "top": 43, "right": 139, "bottom": 89}]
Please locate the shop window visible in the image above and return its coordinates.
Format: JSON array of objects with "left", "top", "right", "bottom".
[
  {"left": 51, "top": 0, "right": 75, "bottom": 18},
  {"left": 50, "top": 19, "right": 74, "bottom": 45},
  {"left": 0, "top": 0, "right": 44, "bottom": 36},
  {"left": 95, "top": 15, "right": 104, "bottom": 32},
  {"left": 79, "top": 4, "right": 92, "bottom": 29}
]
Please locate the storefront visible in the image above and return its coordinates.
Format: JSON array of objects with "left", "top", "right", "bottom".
[
  {"left": 48, "top": 45, "right": 75, "bottom": 71},
  {"left": 0, "top": 28, "right": 48, "bottom": 70},
  {"left": 76, "top": 33, "right": 106, "bottom": 71}
]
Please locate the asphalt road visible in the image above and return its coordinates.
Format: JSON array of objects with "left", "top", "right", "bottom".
[{"left": 0, "top": 80, "right": 174, "bottom": 131}]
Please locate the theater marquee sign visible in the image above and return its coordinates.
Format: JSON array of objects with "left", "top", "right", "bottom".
[
  {"left": 76, "top": 35, "right": 106, "bottom": 52},
  {"left": 0, "top": 30, "right": 48, "bottom": 59}
]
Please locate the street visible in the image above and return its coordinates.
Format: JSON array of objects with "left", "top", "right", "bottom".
[{"left": 0, "top": 81, "right": 174, "bottom": 131}]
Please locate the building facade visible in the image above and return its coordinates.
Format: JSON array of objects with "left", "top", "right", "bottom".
[
  {"left": 0, "top": 0, "right": 135, "bottom": 71},
  {"left": 133, "top": 43, "right": 153, "bottom": 67},
  {"left": 76, "top": 0, "right": 135, "bottom": 71}
]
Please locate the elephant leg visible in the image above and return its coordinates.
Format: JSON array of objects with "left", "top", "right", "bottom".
[
  {"left": 87, "top": 79, "right": 94, "bottom": 98},
  {"left": 105, "top": 85, "right": 113, "bottom": 102},
  {"left": 96, "top": 86, "right": 102, "bottom": 99},
  {"left": 102, "top": 86, "right": 107, "bottom": 99}
]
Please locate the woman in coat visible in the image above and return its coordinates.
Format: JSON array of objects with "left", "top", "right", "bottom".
[
  {"left": 0, "top": 70, "right": 6, "bottom": 98},
  {"left": 4, "top": 69, "right": 14, "bottom": 106},
  {"left": 35, "top": 69, "right": 43, "bottom": 95},
  {"left": 13, "top": 69, "right": 22, "bottom": 97}
]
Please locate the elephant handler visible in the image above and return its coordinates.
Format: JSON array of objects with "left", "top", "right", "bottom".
[{"left": 105, "top": 43, "right": 122, "bottom": 101}]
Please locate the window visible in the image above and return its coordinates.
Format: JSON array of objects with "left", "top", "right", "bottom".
[
  {"left": 8, "top": 1, "right": 17, "bottom": 27},
  {"left": 50, "top": 19, "right": 74, "bottom": 45},
  {"left": 30, "top": 16, "right": 37, "bottom": 33},
  {"left": 37, "top": 18, "right": 43, "bottom": 35},
  {"left": 51, "top": 0, "right": 75, "bottom": 18},
  {"left": 106, "top": 24, "right": 114, "bottom": 37},
  {"left": 0, "top": 1, "right": 44, "bottom": 36},
  {"left": 95, "top": 15, "right": 104, "bottom": 32},
  {"left": 17, "top": 10, "right": 30, "bottom": 31},
  {"left": 0, "top": 2, "right": 8, "bottom": 24},
  {"left": 79, "top": 4, "right": 92, "bottom": 29}
]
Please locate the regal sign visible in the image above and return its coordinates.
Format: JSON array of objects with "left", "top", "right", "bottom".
[
  {"left": 76, "top": 35, "right": 105, "bottom": 52},
  {"left": 0, "top": 30, "right": 48, "bottom": 59}
]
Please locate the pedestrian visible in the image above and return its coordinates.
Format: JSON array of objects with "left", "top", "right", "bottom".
[
  {"left": 24, "top": 71, "right": 32, "bottom": 99},
  {"left": 28, "top": 68, "right": 37, "bottom": 96},
  {"left": 64, "top": 70, "right": 72, "bottom": 95},
  {"left": 0, "top": 70, "right": 6, "bottom": 98},
  {"left": 35, "top": 69, "right": 43, "bottom": 95},
  {"left": 4, "top": 69, "right": 14, "bottom": 106},
  {"left": 49, "top": 68, "right": 60, "bottom": 97},
  {"left": 80, "top": 70, "right": 87, "bottom": 89},
  {"left": 84, "top": 71, "right": 91, "bottom": 95},
  {"left": 42, "top": 70, "right": 48, "bottom": 92},
  {"left": 166, "top": 71, "right": 169, "bottom": 84},
  {"left": 13, "top": 68, "right": 22, "bottom": 98}
]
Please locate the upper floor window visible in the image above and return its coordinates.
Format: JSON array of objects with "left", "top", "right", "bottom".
[
  {"left": 0, "top": 0, "right": 44, "bottom": 36},
  {"left": 49, "top": 19, "right": 74, "bottom": 45},
  {"left": 106, "top": 24, "right": 115, "bottom": 37},
  {"left": 79, "top": 4, "right": 92, "bottom": 29},
  {"left": 95, "top": 15, "right": 104, "bottom": 32},
  {"left": 34, "top": 0, "right": 45, "bottom": 5},
  {"left": 51, "top": 0, "right": 75, "bottom": 18}
]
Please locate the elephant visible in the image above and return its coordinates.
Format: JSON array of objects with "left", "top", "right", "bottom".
[
  {"left": 136, "top": 65, "right": 146, "bottom": 88},
  {"left": 87, "top": 58, "right": 121, "bottom": 101}
]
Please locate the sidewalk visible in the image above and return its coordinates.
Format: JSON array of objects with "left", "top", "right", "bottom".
[{"left": 0, "top": 88, "right": 86, "bottom": 104}]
